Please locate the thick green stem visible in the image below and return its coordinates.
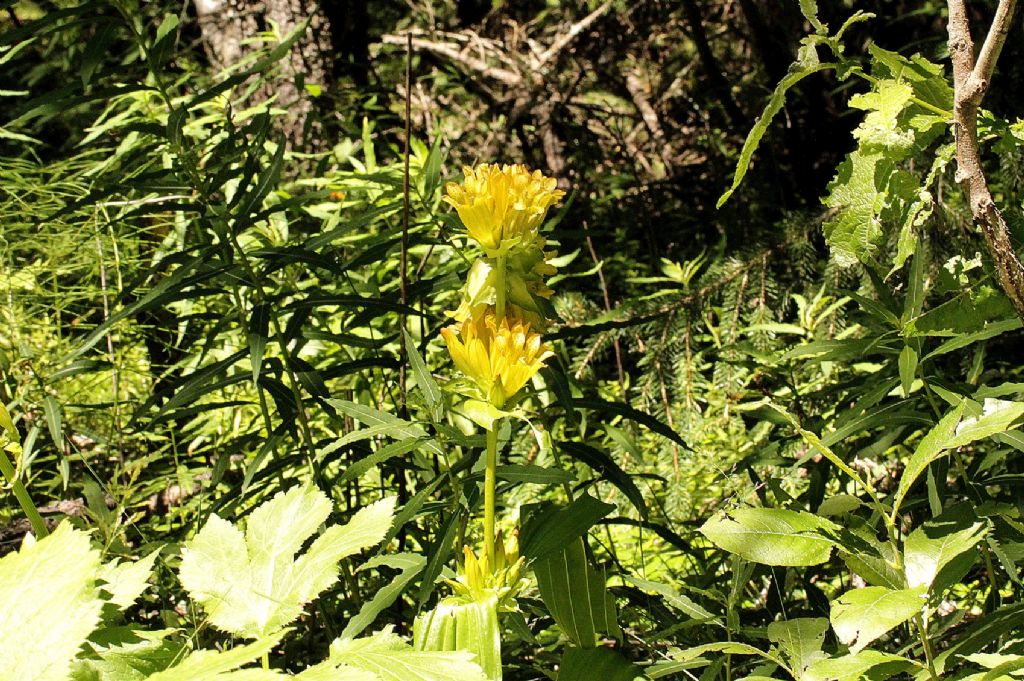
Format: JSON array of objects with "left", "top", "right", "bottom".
[
  {"left": 484, "top": 425, "right": 499, "bottom": 565},
  {"left": 494, "top": 255, "right": 507, "bottom": 324},
  {"left": 262, "top": 651, "right": 270, "bottom": 671},
  {"left": 0, "top": 448, "right": 48, "bottom": 538}
]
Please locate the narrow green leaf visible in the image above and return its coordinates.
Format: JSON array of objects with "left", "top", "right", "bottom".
[
  {"left": 341, "top": 438, "right": 425, "bottom": 484},
  {"left": 43, "top": 396, "right": 62, "bottom": 449},
  {"left": 718, "top": 62, "right": 836, "bottom": 207},
  {"left": 535, "top": 537, "right": 619, "bottom": 648},
  {"left": 403, "top": 329, "right": 442, "bottom": 420},
  {"left": 626, "top": 577, "right": 720, "bottom": 626},
  {"left": 898, "top": 344, "right": 918, "bottom": 397},
  {"left": 520, "top": 494, "right": 616, "bottom": 560},
  {"left": 892, "top": 401, "right": 964, "bottom": 516},
  {"left": 343, "top": 554, "right": 426, "bottom": 639},
  {"left": 496, "top": 464, "right": 574, "bottom": 485},
  {"left": 249, "top": 303, "right": 270, "bottom": 385},
  {"left": 559, "top": 441, "right": 647, "bottom": 517}
]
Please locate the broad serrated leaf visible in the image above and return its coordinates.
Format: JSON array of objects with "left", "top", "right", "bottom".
[
  {"left": 97, "top": 549, "right": 160, "bottom": 610},
  {"left": 71, "top": 628, "right": 184, "bottom": 681},
  {"left": 146, "top": 632, "right": 285, "bottom": 681},
  {"left": 0, "top": 522, "right": 103, "bottom": 681},
  {"left": 180, "top": 486, "right": 396, "bottom": 638},
  {"left": 849, "top": 80, "right": 914, "bottom": 152},
  {"left": 294, "top": 664, "right": 378, "bottom": 681},
  {"left": 328, "top": 628, "right": 486, "bottom": 681},
  {"left": 700, "top": 508, "right": 837, "bottom": 566},
  {"left": 822, "top": 148, "right": 891, "bottom": 266},
  {"left": 767, "top": 618, "right": 829, "bottom": 679},
  {"left": 830, "top": 586, "right": 926, "bottom": 653}
]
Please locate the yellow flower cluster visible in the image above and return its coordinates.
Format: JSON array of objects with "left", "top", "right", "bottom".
[
  {"left": 444, "top": 164, "right": 565, "bottom": 252},
  {"left": 441, "top": 163, "right": 564, "bottom": 410},
  {"left": 440, "top": 306, "right": 553, "bottom": 408}
]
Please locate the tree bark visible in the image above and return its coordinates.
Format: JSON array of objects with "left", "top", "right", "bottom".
[
  {"left": 194, "top": 0, "right": 334, "bottom": 148},
  {"left": 947, "top": 0, "right": 1024, "bottom": 321}
]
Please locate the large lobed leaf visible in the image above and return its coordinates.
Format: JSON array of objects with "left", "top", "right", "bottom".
[
  {"left": 179, "top": 485, "right": 396, "bottom": 639},
  {"left": 0, "top": 522, "right": 104, "bottom": 681}
]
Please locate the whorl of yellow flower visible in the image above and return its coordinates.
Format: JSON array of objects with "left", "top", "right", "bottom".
[
  {"left": 447, "top": 530, "right": 525, "bottom": 605},
  {"left": 444, "top": 164, "right": 566, "bottom": 251},
  {"left": 439, "top": 305, "right": 552, "bottom": 407}
]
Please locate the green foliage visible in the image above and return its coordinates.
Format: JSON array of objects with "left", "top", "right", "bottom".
[
  {"left": 324, "top": 629, "right": 487, "bottom": 681},
  {"left": 0, "top": 523, "right": 103, "bottom": 681},
  {"left": 179, "top": 486, "right": 396, "bottom": 639},
  {"left": 4, "top": 1, "right": 1024, "bottom": 680}
]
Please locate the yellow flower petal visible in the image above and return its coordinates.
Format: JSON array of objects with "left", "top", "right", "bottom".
[
  {"left": 444, "top": 164, "right": 565, "bottom": 250},
  {"left": 440, "top": 305, "right": 552, "bottom": 405}
]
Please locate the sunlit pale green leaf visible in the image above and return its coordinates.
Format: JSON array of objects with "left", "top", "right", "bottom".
[
  {"left": 767, "top": 618, "right": 828, "bottom": 680},
  {"left": 97, "top": 549, "right": 160, "bottom": 610},
  {"left": 904, "top": 506, "right": 986, "bottom": 592},
  {"left": 804, "top": 649, "right": 918, "bottom": 681},
  {"left": 180, "top": 486, "right": 395, "bottom": 638},
  {"left": 0, "top": 522, "right": 103, "bottom": 681},
  {"left": 145, "top": 633, "right": 285, "bottom": 681},
  {"left": 328, "top": 628, "right": 486, "bottom": 681},
  {"left": 830, "top": 586, "right": 926, "bottom": 653}
]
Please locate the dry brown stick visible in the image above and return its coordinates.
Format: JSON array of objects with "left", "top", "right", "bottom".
[
  {"left": 381, "top": 34, "right": 522, "bottom": 86},
  {"left": 535, "top": 0, "right": 614, "bottom": 69},
  {"left": 582, "top": 221, "right": 626, "bottom": 397},
  {"left": 947, "top": 0, "right": 1024, "bottom": 320}
]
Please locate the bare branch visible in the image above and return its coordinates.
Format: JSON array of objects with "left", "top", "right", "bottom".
[
  {"left": 535, "top": 0, "right": 613, "bottom": 69},
  {"left": 381, "top": 33, "right": 522, "bottom": 86},
  {"left": 947, "top": 0, "right": 1024, "bottom": 320},
  {"left": 967, "top": 0, "right": 1018, "bottom": 101}
]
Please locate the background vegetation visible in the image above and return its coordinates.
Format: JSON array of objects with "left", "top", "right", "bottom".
[{"left": 3, "top": 1, "right": 1024, "bottom": 679}]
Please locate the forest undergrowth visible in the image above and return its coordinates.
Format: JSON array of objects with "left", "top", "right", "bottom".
[{"left": 2, "top": 1, "right": 1024, "bottom": 680}]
